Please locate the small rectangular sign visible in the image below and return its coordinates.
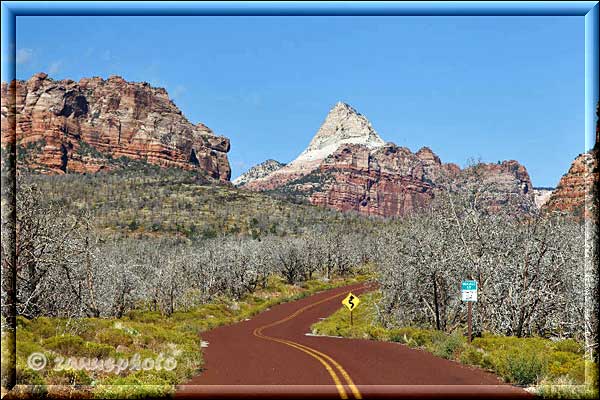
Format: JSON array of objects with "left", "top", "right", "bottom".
[{"left": 461, "top": 280, "right": 477, "bottom": 302}]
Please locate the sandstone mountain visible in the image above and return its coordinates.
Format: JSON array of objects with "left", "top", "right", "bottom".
[
  {"left": 542, "top": 153, "right": 597, "bottom": 219},
  {"left": 294, "top": 102, "right": 385, "bottom": 165},
  {"left": 1, "top": 73, "right": 231, "bottom": 180},
  {"left": 542, "top": 103, "right": 599, "bottom": 220},
  {"left": 241, "top": 102, "right": 534, "bottom": 217},
  {"left": 232, "top": 159, "right": 285, "bottom": 186},
  {"left": 242, "top": 102, "right": 385, "bottom": 190}
]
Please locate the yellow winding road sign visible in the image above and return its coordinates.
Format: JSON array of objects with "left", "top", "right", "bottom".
[{"left": 342, "top": 292, "right": 360, "bottom": 311}]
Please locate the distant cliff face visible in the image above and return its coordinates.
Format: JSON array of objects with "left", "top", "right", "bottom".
[
  {"left": 307, "top": 144, "right": 451, "bottom": 217},
  {"left": 241, "top": 102, "right": 534, "bottom": 217},
  {"left": 1, "top": 72, "right": 231, "bottom": 180},
  {"left": 542, "top": 152, "right": 598, "bottom": 220},
  {"left": 542, "top": 103, "right": 599, "bottom": 220},
  {"left": 233, "top": 159, "right": 285, "bottom": 186},
  {"left": 294, "top": 145, "right": 533, "bottom": 217}
]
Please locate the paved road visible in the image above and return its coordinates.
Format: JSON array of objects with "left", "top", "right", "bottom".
[{"left": 176, "top": 282, "right": 532, "bottom": 399}]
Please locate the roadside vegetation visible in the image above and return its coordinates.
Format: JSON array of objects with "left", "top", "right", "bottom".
[
  {"left": 2, "top": 161, "right": 597, "bottom": 399},
  {"left": 2, "top": 165, "right": 376, "bottom": 397},
  {"left": 312, "top": 292, "right": 598, "bottom": 399},
  {"left": 2, "top": 274, "right": 368, "bottom": 398}
]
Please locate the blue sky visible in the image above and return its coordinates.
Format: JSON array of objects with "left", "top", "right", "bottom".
[{"left": 12, "top": 16, "right": 585, "bottom": 187}]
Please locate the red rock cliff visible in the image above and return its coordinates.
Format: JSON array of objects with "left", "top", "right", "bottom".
[
  {"left": 542, "top": 103, "right": 599, "bottom": 220},
  {"left": 1, "top": 73, "right": 231, "bottom": 180},
  {"left": 240, "top": 102, "right": 533, "bottom": 218},
  {"left": 542, "top": 153, "right": 597, "bottom": 219},
  {"left": 307, "top": 144, "right": 533, "bottom": 217}
]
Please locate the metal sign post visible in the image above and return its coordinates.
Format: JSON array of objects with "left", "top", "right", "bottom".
[
  {"left": 461, "top": 280, "right": 477, "bottom": 343},
  {"left": 467, "top": 302, "right": 472, "bottom": 343}
]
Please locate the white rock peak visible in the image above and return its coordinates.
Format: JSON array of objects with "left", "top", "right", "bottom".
[
  {"left": 232, "top": 159, "right": 286, "bottom": 186},
  {"left": 241, "top": 102, "right": 387, "bottom": 186},
  {"left": 291, "top": 102, "right": 385, "bottom": 165}
]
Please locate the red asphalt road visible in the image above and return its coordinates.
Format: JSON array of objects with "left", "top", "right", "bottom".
[{"left": 176, "top": 282, "right": 532, "bottom": 399}]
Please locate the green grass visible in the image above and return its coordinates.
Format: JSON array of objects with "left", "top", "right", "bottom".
[
  {"left": 311, "top": 291, "right": 598, "bottom": 398},
  {"left": 3, "top": 274, "right": 370, "bottom": 398}
]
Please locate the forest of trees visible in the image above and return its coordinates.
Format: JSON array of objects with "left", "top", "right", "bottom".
[{"left": 1, "top": 168, "right": 597, "bottom": 359}]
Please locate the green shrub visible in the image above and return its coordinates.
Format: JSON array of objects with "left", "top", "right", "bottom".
[
  {"left": 481, "top": 352, "right": 498, "bottom": 371},
  {"left": 389, "top": 327, "right": 437, "bottom": 347},
  {"left": 16, "top": 316, "right": 31, "bottom": 329},
  {"left": 124, "top": 310, "right": 163, "bottom": 323},
  {"left": 16, "top": 362, "right": 46, "bottom": 385},
  {"left": 501, "top": 350, "right": 547, "bottom": 385},
  {"left": 430, "top": 332, "right": 465, "bottom": 360},
  {"left": 586, "top": 361, "right": 599, "bottom": 387},
  {"left": 367, "top": 326, "right": 390, "bottom": 341},
  {"left": 536, "top": 376, "right": 598, "bottom": 399},
  {"left": 94, "top": 382, "right": 173, "bottom": 399},
  {"left": 566, "top": 358, "right": 587, "bottom": 384},
  {"left": 553, "top": 339, "right": 584, "bottom": 354},
  {"left": 388, "top": 329, "right": 405, "bottom": 343},
  {"left": 83, "top": 341, "right": 116, "bottom": 358},
  {"left": 46, "top": 367, "right": 93, "bottom": 385},
  {"left": 42, "top": 334, "right": 116, "bottom": 359},
  {"left": 411, "top": 329, "right": 438, "bottom": 347},
  {"left": 42, "top": 334, "right": 86, "bottom": 356},
  {"left": 27, "top": 316, "right": 58, "bottom": 338},
  {"left": 16, "top": 338, "right": 45, "bottom": 358},
  {"left": 460, "top": 345, "right": 484, "bottom": 366},
  {"left": 95, "top": 328, "right": 134, "bottom": 347}
]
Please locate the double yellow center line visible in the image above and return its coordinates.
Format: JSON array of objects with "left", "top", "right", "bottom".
[{"left": 253, "top": 286, "right": 368, "bottom": 399}]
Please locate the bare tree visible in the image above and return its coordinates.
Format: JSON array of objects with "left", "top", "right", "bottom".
[{"left": 376, "top": 176, "right": 586, "bottom": 339}]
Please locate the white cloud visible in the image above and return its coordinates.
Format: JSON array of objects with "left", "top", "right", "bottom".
[
  {"left": 47, "top": 61, "right": 62, "bottom": 75},
  {"left": 242, "top": 92, "right": 262, "bottom": 107},
  {"left": 16, "top": 48, "right": 33, "bottom": 64},
  {"left": 233, "top": 160, "right": 249, "bottom": 170},
  {"left": 171, "top": 84, "right": 186, "bottom": 99},
  {"left": 102, "top": 50, "right": 117, "bottom": 62}
]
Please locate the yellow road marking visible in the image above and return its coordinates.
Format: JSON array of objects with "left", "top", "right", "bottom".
[
  {"left": 253, "top": 327, "right": 349, "bottom": 399},
  {"left": 287, "top": 341, "right": 362, "bottom": 400},
  {"left": 253, "top": 284, "right": 371, "bottom": 399}
]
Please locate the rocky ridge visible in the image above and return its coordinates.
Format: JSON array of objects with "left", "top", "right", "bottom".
[
  {"left": 542, "top": 103, "right": 599, "bottom": 220},
  {"left": 302, "top": 145, "right": 532, "bottom": 217},
  {"left": 243, "top": 102, "right": 385, "bottom": 190},
  {"left": 542, "top": 152, "right": 598, "bottom": 219},
  {"left": 241, "top": 102, "right": 534, "bottom": 217},
  {"left": 232, "top": 159, "right": 285, "bottom": 186},
  {"left": 1, "top": 73, "right": 231, "bottom": 180}
]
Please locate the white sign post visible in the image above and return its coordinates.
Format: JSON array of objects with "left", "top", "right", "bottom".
[
  {"left": 461, "top": 280, "right": 478, "bottom": 302},
  {"left": 461, "top": 280, "right": 477, "bottom": 343}
]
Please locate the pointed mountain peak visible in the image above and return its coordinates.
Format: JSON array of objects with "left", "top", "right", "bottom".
[
  {"left": 331, "top": 101, "right": 359, "bottom": 113},
  {"left": 293, "top": 102, "right": 385, "bottom": 164}
]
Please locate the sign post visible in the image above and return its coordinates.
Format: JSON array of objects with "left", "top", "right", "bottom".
[
  {"left": 342, "top": 292, "right": 360, "bottom": 327},
  {"left": 467, "top": 302, "right": 472, "bottom": 344},
  {"left": 461, "top": 280, "right": 477, "bottom": 343}
]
